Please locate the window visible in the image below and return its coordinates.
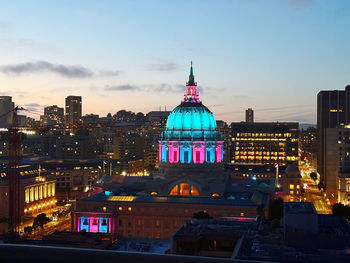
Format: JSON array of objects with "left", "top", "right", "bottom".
[
  {"left": 30, "top": 187, "right": 34, "bottom": 202},
  {"left": 184, "top": 151, "right": 188, "bottom": 163},
  {"left": 39, "top": 185, "right": 43, "bottom": 199},
  {"left": 35, "top": 186, "right": 38, "bottom": 200},
  {"left": 25, "top": 188, "right": 29, "bottom": 203},
  {"left": 196, "top": 151, "right": 200, "bottom": 162},
  {"left": 169, "top": 185, "right": 178, "bottom": 195},
  {"left": 51, "top": 183, "right": 55, "bottom": 196}
]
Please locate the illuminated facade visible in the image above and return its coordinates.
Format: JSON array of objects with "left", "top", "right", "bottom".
[
  {"left": 230, "top": 122, "right": 299, "bottom": 166},
  {"left": 0, "top": 167, "right": 56, "bottom": 219},
  {"left": 159, "top": 63, "right": 223, "bottom": 166},
  {"left": 73, "top": 193, "right": 265, "bottom": 238}
]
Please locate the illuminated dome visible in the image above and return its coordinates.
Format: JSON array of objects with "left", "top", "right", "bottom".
[
  {"left": 163, "top": 102, "right": 220, "bottom": 140},
  {"left": 159, "top": 62, "right": 223, "bottom": 165}
]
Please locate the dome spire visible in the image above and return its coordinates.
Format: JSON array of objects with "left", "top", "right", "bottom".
[
  {"left": 184, "top": 61, "right": 199, "bottom": 103},
  {"left": 187, "top": 61, "right": 196, "bottom": 86}
]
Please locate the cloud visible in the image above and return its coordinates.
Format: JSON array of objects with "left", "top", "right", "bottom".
[
  {"left": 0, "top": 61, "right": 121, "bottom": 78},
  {"left": 103, "top": 83, "right": 215, "bottom": 95},
  {"left": 150, "top": 84, "right": 184, "bottom": 93},
  {"left": 105, "top": 85, "right": 140, "bottom": 91},
  {"left": 288, "top": 0, "right": 315, "bottom": 9},
  {"left": 0, "top": 61, "right": 93, "bottom": 78},
  {"left": 144, "top": 63, "right": 178, "bottom": 72},
  {"left": 25, "top": 103, "right": 41, "bottom": 108},
  {"left": 99, "top": 69, "right": 121, "bottom": 76}
]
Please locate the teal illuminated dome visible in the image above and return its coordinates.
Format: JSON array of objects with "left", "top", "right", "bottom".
[
  {"left": 159, "top": 62, "right": 224, "bottom": 166},
  {"left": 163, "top": 102, "right": 221, "bottom": 140}
]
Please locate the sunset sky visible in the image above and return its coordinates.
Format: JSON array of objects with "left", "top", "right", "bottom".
[{"left": 0, "top": 0, "right": 350, "bottom": 123}]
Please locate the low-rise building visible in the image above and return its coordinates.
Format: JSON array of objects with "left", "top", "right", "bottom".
[{"left": 72, "top": 193, "right": 267, "bottom": 239}]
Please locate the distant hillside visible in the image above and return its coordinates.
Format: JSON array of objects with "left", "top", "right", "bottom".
[{"left": 299, "top": 123, "right": 316, "bottom": 130}]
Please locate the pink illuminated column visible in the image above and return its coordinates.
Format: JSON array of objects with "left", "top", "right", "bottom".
[
  {"left": 169, "top": 142, "right": 179, "bottom": 163},
  {"left": 215, "top": 143, "right": 223, "bottom": 163},
  {"left": 158, "top": 142, "right": 162, "bottom": 162},
  {"left": 193, "top": 142, "right": 205, "bottom": 164},
  {"left": 77, "top": 217, "right": 80, "bottom": 232},
  {"left": 89, "top": 217, "right": 99, "bottom": 233}
]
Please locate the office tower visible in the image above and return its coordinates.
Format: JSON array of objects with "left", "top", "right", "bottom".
[
  {"left": 230, "top": 122, "right": 299, "bottom": 166},
  {"left": 65, "top": 96, "right": 82, "bottom": 127},
  {"left": 43, "top": 105, "right": 64, "bottom": 126},
  {"left": 317, "top": 85, "right": 350, "bottom": 190},
  {"left": 245, "top": 108, "right": 254, "bottom": 123},
  {"left": 0, "top": 96, "right": 15, "bottom": 128}
]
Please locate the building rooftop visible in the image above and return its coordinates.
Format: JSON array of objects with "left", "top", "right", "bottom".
[
  {"left": 80, "top": 193, "right": 262, "bottom": 207},
  {"left": 174, "top": 219, "right": 256, "bottom": 239},
  {"left": 284, "top": 202, "right": 317, "bottom": 214}
]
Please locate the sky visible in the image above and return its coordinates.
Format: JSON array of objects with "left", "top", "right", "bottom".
[{"left": 0, "top": 0, "right": 349, "bottom": 124}]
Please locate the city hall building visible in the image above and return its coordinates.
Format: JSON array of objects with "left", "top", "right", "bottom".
[{"left": 72, "top": 63, "right": 270, "bottom": 238}]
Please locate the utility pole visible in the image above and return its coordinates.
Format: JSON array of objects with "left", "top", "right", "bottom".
[{"left": 8, "top": 106, "right": 24, "bottom": 233}]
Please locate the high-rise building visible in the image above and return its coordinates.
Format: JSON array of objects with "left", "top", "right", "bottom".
[
  {"left": 65, "top": 96, "right": 82, "bottom": 127},
  {"left": 245, "top": 108, "right": 254, "bottom": 123},
  {"left": 230, "top": 122, "right": 299, "bottom": 166},
  {"left": 319, "top": 125, "right": 350, "bottom": 203},
  {"left": 0, "top": 96, "right": 15, "bottom": 128},
  {"left": 43, "top": 105, "right": 64, "bottom": 126},
  {"left": 317, "top": 85, "right": 350, "bottom": 190}
]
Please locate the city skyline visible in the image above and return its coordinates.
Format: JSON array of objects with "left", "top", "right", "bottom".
[{"left": 1, "top": 0, "right": 350, "bottom": 123}]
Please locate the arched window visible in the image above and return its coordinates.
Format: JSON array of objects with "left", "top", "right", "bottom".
[{"left": 169, "top": 183, "right": 199, "bottom": 196}]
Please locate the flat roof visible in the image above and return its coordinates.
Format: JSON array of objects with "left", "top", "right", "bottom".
[
  {"left": 284, "top": 202, "right": 316, "bottom": 214},
  {"left": 79, "top": 193, "right": 260, "bottom": 207}
]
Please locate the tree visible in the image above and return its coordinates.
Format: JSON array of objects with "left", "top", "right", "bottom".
[
  {"left": 193, "top": 211, "right": 213, "bottom": 219},
  {"left": 257, "top": 204, "right": 265, "bottom": 221},
  {"left": 269, "top": 198, "right": 284, "bottom": 220},
  {"left": 24, "top": 226, "right": 33, "bottom": 235},
  {"left": 332, "top": 203, "right": 350, "bottom": 220},
  {"left": 32, "top": 213, "right": 51, "bottom": 229},
  {"left": 318, "top": 181, "right": 325, "bottom": 190},
  {"left": 310, "top": 172, "right": 318, "bottom": 181}
]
